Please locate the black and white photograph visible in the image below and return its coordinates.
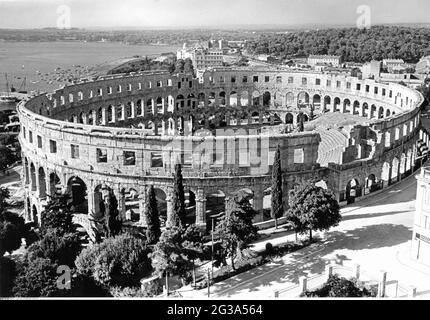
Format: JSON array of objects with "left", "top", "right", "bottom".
[{"left": 1, "top": 0, "right": 430, "bottom": 307}]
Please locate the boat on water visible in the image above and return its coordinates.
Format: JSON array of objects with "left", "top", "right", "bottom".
[{"left": 0, "top": 74, "right": 26, "bottom": 106}]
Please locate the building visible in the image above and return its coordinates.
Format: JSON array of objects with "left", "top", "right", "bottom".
[
  {"left": 307, "top": 55, "right": 341, "bottom": 67},
  {"left": 383, "top": 59, "right": 405, "bottom": 73},
  {"left": 18, "top": 68, "right": 427, "bottom": 243},
  {"left": 412, "top": 162, "right": 430, "bottom": 266},
  {"left": 177, "top": 44, "right": 223, "bottom": 71},
  {"left": 416, "top": 56, "right": 430, "bottom": 75},
  {"left": 361, "top": 60, "right": 382, "bottom": 79}
]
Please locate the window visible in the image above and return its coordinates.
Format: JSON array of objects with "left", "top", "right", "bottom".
[
  {"left": 29, "top": 131, "right": 33, "bottom": 143},
  {"left": 242, "top": 76, "right": 248, "bottom": 83},
  {"left": 294, "top": 148, "right": 304, "bottom": 164},
  {"left": 37, "top": 135, "right": 42, "bottom": 148},
  {"left": 219, "top": 76, "right": 224, "bottom": 83},
  {"left": 189, "top": 81, "right": 192, "bottom": 88},
  {"left": 336, "top": 81, "right": 341, "bottom": 88},
  {"left": 128, "top": 84, "right": 132, "bottom": 91},
  {"left": 315, "top": 78, "right": 321, "bottom": 85},
  {"left": 288, "top": 77, "right": 294, "bottom": 84},
  {"left": 49, "top": 140, "right": 57, "bottom": 153},
  {"left": 253, "top": 76, "right": 259, "bottom": 83},
  {"left": 71, "top": 144, "right": 79, "bottom": 159},
  {"left": 117, "top": 85, "right": 122, "bottom": 93},
  {"left": 302, "top": 77, "right": 307, "bottom": 85},
  {"left": 346, "top": 82, "right": 351, "bottom": 89},
  {"left": 98, "top": 88, "right": 103, "bottom": 96},
  {"left": 365, "top": 85, "right": 370, "bottom": 93},
  {"left": 356, "top": 84, "right": 361, "bottom": 91},
  {"left": 231, "top": 76, "right": 236, "bottom": 83},
  {"left": 96, "top": 148, "right": 107, "bottom": 163},
  {"left": 151, "top": 152, "right": 163, "bottom": 168},
  {"left": 326, "top": 80, "right": 331, "bottom": 87},
  {"left": 374, "top": 87, "right": 378, "bottom": 94},
  {"left": 123, "top": 151, "right": 136, "bottom": 166},
  {"left": 178, "top": 82, "right": 182, "bottom": 89},
  {"left": 22, "top": 126, "right": 26, "bottom": 139},
  {"left": 276, "top": 76, "right": 282, "bottom": 84},
  {"left": 107, "top": 87, "right": 112, "bottom": 94},
  {"left": 157, "top": 81, "right": 162, "bottom": 87},
  {"left": 382, "top": 88, "right": 386, "bottom": 96},
  {"left": 182, "top": 153, "right": 193, "bottom": 168},
  {"left": 265, "top": 76, "right": 270, "bottom": 83}
]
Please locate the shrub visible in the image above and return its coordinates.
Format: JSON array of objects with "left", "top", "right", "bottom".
[
  {"left": 0, "top": 256, "right": 16, "bottom": 297},
  {"left": 75, "top": 232, "right": 152, "bottom": 288},
  {"left": 301, "top": 275, "right": 377, "bottom": 298},
  {"left": 27, "top": 228, "right": 81, "bottom": 267}
]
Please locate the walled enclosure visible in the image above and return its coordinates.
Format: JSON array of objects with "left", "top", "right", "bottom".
[{"left": 18, "top": 68, "right": 428, "bottom": 234}]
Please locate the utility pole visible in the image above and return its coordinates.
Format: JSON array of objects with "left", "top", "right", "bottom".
[
  {"left": 211, "top": 218, "right": 215, "bottom": 278},
  {"left": 207, "top": 268, "right": 210, "bottom": 298}
]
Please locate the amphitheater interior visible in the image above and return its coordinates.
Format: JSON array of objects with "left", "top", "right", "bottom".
[{"left": 17, "top": 67, "right": 430, "bottom": 236}]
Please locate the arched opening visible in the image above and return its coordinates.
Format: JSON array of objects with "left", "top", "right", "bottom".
[
  {"left": 206, "top": 190, "right": 226, "bottom": 231},
  {"left": 274, "top": 92, "right": 283, "bottom": 107},
  {"left": 230, "top": 91, "right": 238, "bottom": 107},
  {"left": 198, "top": 93, "right": 205, "bottom": 108},
  {"left": 156, "top": 97, "right": 163, "bottom": 114},
  {"left": 343, "top": 99, "right": 351, "bottom": 113},
  {"left": 88, "top": 110, "right": 95, "bottom": 125},
  {"left": 219, "top": 91, "right": 226, "bottom": 107},
  {"left": 208, "top": 92, "right": 215, "bottom": 107},
  {"left": 345, "top": 179, "right": 361, "bottom": 204},
  {"left": 49, "top": 173, "right": 61, "bottom": 197},
  {"left": 126, "top": 102, "right": 133, "bottom": 118},
  {"left": 391, "top": 157, "right": 400, "bottom": 183},
  {"left": 251, "top": 112, "right": 260, "bottom": 124},
  {"left": 313, "top": 94, "right": 321, "bottom": 109},
  {"left": 323, "top": 96, "right": 331, "bottom": 111},
  {"left": 365, "top": 174, "right": 379, "bottom": 194},
  {"left": 176, "top": 95, "right": 184, "bottom": 110},
  {"left": 240, "top": 91, "right": 249, "bottom": 106},
  {"left": 297, "top": 92, "right": 310, "bottom": 107},
  {"left": 400, "top": 153, "right": 407, "bottom": 178},
  {"left": 370, "top": 105, "right": 377, "bottom": 119},
  {"left": 315, "top": 180, "right": 328, "bottom": 189},
  {"left": 184, "top": 190, "right": 196, "bottom": 225},
  {"left": 386, "top": 109, "right": 391, "bottom": 117},
  {"left": 252, "top": 91, "right": 260, "bottom": 106},
  {"left": 378, "top": 106, "right": 384, "bottom": 119},
  {"left": 32, "top": 205, "right": 38, "bottom": 226},
  {"left": 286, "top": 92, "right": 295, "bottom": 107},
  {"left": 124, "top": 188, "right": 139, "bottom": 222},
  {"left": 116, "top": 103, "right": 124, "bottom": 121},
  {"left": 353, "top": 101, "right": 360, "bottom": 115},
  {"left": 187, "top": 93, "right": 195, "bottom": 109},
  {"left": 285, "top": 113, "right": 294, "bottom": 124},
  {"left": 381, "top": 161, "right": 391, "bottom": 186},
  {"left": 107, "top": 105, "right": 113, "bottom": 122},
  {"left": 30, "top": 163, "right": 36, "bottom": 191},
  {"left": 333, "top": 97, "right": 341, "bottom": 112},
  {"left": 154, "top": 188, "right": 167, "bottom": 226},
  {"left": 263, "top": 91, "right": 271, "bottom": 107},
  {"left": 38, "top": 167, "right": 46, "bottom": 199},
  {"left": 362, "top": 103, "right": 369, "bottom": 118},
  {"left": 67, "top": 177, "right": 88, "bottom": 214},
  {"left": 136, "top": 99, "right": 143, "bottom": 116}
]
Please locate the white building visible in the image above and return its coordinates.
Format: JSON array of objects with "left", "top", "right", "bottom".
[
  {"left": 361, "top": 60, "right": 381, "bottom": 79},
  {"left": 176, "top": 44, "right": 224, "bottom": 71},
  {"left": 416, "top": 56, "right": 430, "bottom": 74},
  {"left": 307, "top": 55, "right": 341, "bottom": 67},
  {"left": 382, "top": 59, "right": 405, "bottom": 73}
]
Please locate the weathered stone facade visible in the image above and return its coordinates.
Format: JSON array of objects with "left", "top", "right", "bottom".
[{"left": 18, "top": 68, "right": 427, "bottom": 233}]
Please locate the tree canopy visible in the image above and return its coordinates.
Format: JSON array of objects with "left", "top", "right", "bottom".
[
  {"left": 144, "top": 185, "right": 161, "bottom": 244},
  {"left": 271, "top": 145, "right": 284, "bottom": 228},
  {"left": 215, "top": 192, "right": 259, "bottom": 269},
  {"left": 287, "top": 182, "right": 341, "bottom": 241}
]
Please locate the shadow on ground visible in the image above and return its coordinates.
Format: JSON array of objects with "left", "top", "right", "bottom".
[{"left": 212, "top": 223, "right": 412, "bottom": 297}]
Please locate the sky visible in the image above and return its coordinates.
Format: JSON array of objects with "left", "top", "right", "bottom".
[{"left": 0, "top": 0, "right": 428, "bottom": 29}]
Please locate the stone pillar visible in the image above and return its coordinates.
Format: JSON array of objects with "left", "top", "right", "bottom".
[
  {"left": 87, "top": 180, "right": 95, "bottom": 217},
  {"left": 131, "top": 101, "right": 135, "bottom": 118},
  {"left": 377, "top": 270, "right": 387, "bottom": 297},
  {"left": 116, "top": 187, "right": 126, "bottom": 221},
  {"left": 253, "top": 188, "right": 264, "bottom": 223},
  {"left": 325, "top": 264, "right": 334, "bottom": 282},
  {"left": 139, "top": 186, "right": 147, "bottom": 226},
  {"left": 195, "top": 189, "right": 207, "bottom": 229},
  {"left": 299, "top": 276, "right": 307, "bottom": 294},
  {"left": 101, "top": 107, "right": 106, "bottom": 125}
]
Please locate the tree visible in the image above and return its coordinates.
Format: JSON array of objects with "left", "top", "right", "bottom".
[
  {"left": 297, "top": 113, "right": 305, "bottom": 132},
  {"left": 271, "top": 145, "right": 284, "bottom": 229},
  {"left": 170, "top": 164, "right": 186, "bottom": 227},
  {"left": 144, "top": 185, "right": 161, "bottom": 244},
  {"left": 12, "top": 257, "right": 63, "bottom": 297},
  {"left": 215, "top": 192, "right": 259, "bottom": 270},
  {"left": 287, "top": 182, "right": 341, "bottom": 241},
  {"left": 75, "top": 232, "right": 152, "bottom": 288},
  {"left": 183, "top": 58, "right": 194, "bottom": 75},
  {"left": 0, "top": 146, "right": 15, "bottom": 172},
  {"left": 150, "top": 227, "right": 193, "bottom": 284},
  {"left": 302, "top": 275, "right": 375, "bottom": 297},
  {"left": 174, "top": 59, "right": 185, "bottom": 73},
  {"left": 0, "top": 256, "right": 16, "bottom": 297},
  {"left": 0, "top": 187, "right": 10, "bottom": 213},
  {"left": 0, "top": 211, "right": 26, "bottom": 256},
  {"left": 181, "top": 225, "right": 204, "bottom": 286},
  {"left": 40, "top": 194, "right": 76, "bottom": 236},
  {"left": 27, "top": 228, "right": 81, "bottom": 267}
]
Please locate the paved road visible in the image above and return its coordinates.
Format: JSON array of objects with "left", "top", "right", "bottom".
[{"left": 181, "top": 170, "right": 430, "bottom": 298}]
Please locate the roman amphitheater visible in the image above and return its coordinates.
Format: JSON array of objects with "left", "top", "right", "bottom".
[{"left": 17, "top": 68, "right": 430, "bottom": 236}]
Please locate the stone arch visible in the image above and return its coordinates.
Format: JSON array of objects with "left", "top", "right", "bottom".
[
  {"left": 346, "top": 178, "right": 361, "bottom": 204},
  {"left": 353, "top": 101, "right": 360, "bottom": 115},
  {"left": 343, "top": 99, "right": 351, "bottom": 113},
  {"left": 30, "top": 163, "right": 36, "bottom": 191},
  {"left": 285, "top": 112, "right": 294, "bottom": 124},
  {"left": 370, "top": 104, "right": 377, "bottom": 118},
  {"left": 49, "top": 172, "right": 61, "bottom": 197},
  {"left": 107, "top": 105, "right": 114, "bottom": 122},
  {"left": 176, "top": 95, "right": 184, "bottom": 110},
  {"left": 297, "top": 92, "right": 310, "bottom": 107},
  {"left": 362, "top": 102, "right": 369, "bottom": 117},
  {"left": 274, "top": 91, "right": 283, "bottom": 107},
  {"left": 126, "top": 101, "right": 133, "bottom": 118},
  {"left": 262, "top": 91, "right": 271, "bottom": 107},
  {"left": 365, "top": 174, "right": 379, "bottom": 194},
  {"left": 32, "top": 205, "right": 38, "bottom": 226},
  {"left": 94, "top": 184, "right": 112, "bottom": 219},
  {"left": 251, "top": 111, "right": 260, "bottom": 124},
  {"left": 378, "top": 106, "right": 384, "bottom": 119},
  {"left": 208, "top": 92, "right": 215, "bottom": 107},
  {"left": 153, "top": 187, "right": 167, "bottom": 225},
  {"left": 313, "top": 94, "right": 321, "bottom": 108},
  {"left": 206, "top": 190, "right": 227, "bottom": 230},
  {"left": 252, "top": 91, "right": 260, "bottom": 106},
  {"left": 198, "top": 93, "right": 205, "bottom": 108},
  {"left": 67, "top": 176, "right": 88, "bottom": 214},
  {"left": 156, "top": 97, "right": 163, "bottom": 114},
  {"left": 187, "top": 93, "right": 196, "bottom": 109},
  {"left": 286, "top": 92, "right": 295, "bottom": 107},
  {"left": 136, "top": 99, "right": 143, "bottom": 116},
  {"left": 240, "top": 91, "right": 249, "bottom": 107},
  {"left": 116, "top": 103, "right": 124, "bottom": 121},
  {"left": 230, "top": 91, "right": 238, "bottom": 107},
  {"left": 38, "top": 167, "right": 46, "bottom": 198},
  {"left": 315, "top": 180, "right": 328, "bottom": 189},
  {"left": 391, "top": 157, "right": 400, "bottom": 182},
  {"left": 333, "top": 97, "right": 341, "bottom": 112},
  {"left": 381, "top": 161, "right": 391, "bottom": 185},
  {"left": 323, "top": 96, "right": 331, "bottom": 111},
  {"left": 386, "top": 109, "right": 391, "bottom": 117},
  {"left": 219, "top": 91, "right": 226, "bottom": 107}
]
